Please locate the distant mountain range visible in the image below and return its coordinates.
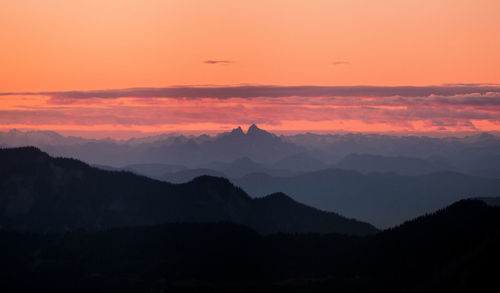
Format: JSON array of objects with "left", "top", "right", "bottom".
[
  {"left": 233, "top": 169, "right": 500, "bottom": 228},
  {"left": 0, "top": 147, "right": 376, "bottom": 235},
  {"left": 336, "top": 153, "right": 453, "bottom": 176},
  {"left": 95, "top": 152, "right": 500, "bottom": 229},
  {"left": 2, "top": 128, "right": 500, "bottom": 291},
  {"left": 3, "top": 127, "right": 500, "bottom": 230},
  {"left": 2, "top": 126, "right": 500, "bottom": 180},
  {"left": 96, "top": 157, "right": 500, "bottom": 229},
  {"left": 0, "top": 125, "right": 302, "bottom": 167},
  {"left": 1, "top": 199, "right": 498, "bottom": 292}
]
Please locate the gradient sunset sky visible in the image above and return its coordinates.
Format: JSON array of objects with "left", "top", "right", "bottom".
[{"left": 1, "top": 0, "right": 500, "bottom": 138}]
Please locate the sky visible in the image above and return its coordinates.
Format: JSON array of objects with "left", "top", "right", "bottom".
[{"left": 1, "top": 0, "right": 499, "bottom": 138}]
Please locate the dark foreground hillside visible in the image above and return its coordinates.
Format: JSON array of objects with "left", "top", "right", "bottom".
[
  {"left": 0, "top": 147, "right": 376, "bottom": 235},
  {"left": 0, "top": 199, "right": 499, "bottom": 292}
]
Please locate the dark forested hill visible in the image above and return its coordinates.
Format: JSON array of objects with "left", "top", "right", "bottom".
[
  {"left": 0, "top": 147, "right": 375, "bottom": 235},
  {"left": 0, "top": 199, "right": 498, "bottom": 292}
]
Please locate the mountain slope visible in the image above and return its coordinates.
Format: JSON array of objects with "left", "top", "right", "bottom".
[
  {"left": 0, "top": 147, "right": 376, "bottom": 235},
  {"left": 123, "top": 163, "right": 187, "bottom": 178},
  {"left": 233, "top": 168, "right": 500, "bottom": 228},
  {"left": 0, "top": 199, "right": 498, "bottom": 292},
  {"left": 273, "top": 152, "right": 327, "bottom": 172},
  {"left": 478, "top": 196, "right": 500, "bottom": 207},
  {"left": 362, "top": 199, "right": 500, "bottom": 292},
  {"left": 161, "top": 168, "right": 227, "bottom": 183},
  {"left": 336, "top": 153, "right": 452, "bottom": 175}
]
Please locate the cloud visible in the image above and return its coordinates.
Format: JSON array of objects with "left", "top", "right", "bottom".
[
  {"left": 3, "top": 85, "right": 500, "bottom": 101},
  {"left": 332, "top": 61, "right": 350, "bottom": 65},
  {"left": 1, "top": 85, "right": 500, "bottom": 133},
  {"left": 203, "top": 60, "right": 233, "bottom": 64},
  {"left": 1, "top": 99, "right": 498, "bottom": 127}
]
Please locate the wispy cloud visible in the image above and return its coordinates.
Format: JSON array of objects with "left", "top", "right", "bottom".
[
  {"left": 203, "top": 60, "right": 233, "bottom": 64},
  {"left": 332, "top": 61, "right": 350, "bottom": 65},
  {"left": 3, "top": 85, "right": 500, "bottom": 100}
]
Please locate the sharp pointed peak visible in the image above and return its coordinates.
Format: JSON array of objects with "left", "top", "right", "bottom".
[
  {"left": 248, "top": 124, "right": 260, "bottom": 131},
  {"left": 246, "top": 124, "right": 274, "bottom": 138},
  {"left": 230, "top": 126, "right": 245, "bottom": 135},
  {"left": 247, "top": 124, "right": 265, "bottom": 135}
]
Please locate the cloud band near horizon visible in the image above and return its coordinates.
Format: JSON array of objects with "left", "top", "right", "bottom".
[
  {"left": 1, "top": 85, "right": 500, "bottom": 136},
  {"left": 2, "top": 85, "right": 500, "bottom": 100}
]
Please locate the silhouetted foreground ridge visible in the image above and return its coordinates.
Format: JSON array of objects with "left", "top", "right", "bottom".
[
  {"left": 0, "top": 199, "right": 499, "bottom": 292},
  {"left": 0, "top": 147, "right": 376, "bottom": 235}
]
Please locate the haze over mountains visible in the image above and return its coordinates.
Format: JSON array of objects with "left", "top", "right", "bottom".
[
  {"left": 2, "top": 125, "right": 500, "bottom": 176},
  {"left": 3, "top": 125, "right": 500, "bottom": 228},
  {"left": 0, "top": 147, "right": 376, "bottom": 235},
  {"left": 234, "top": 170, "right": 500, "bottom": 228},
  {"left": 2, "top": 128, "right": 500, "bottom": 291},
  {"left": 0, "top": 125, "right": 302, "bottom": 167},
  {"left": 1, "top": 146, "right": 499, "bottom": 291}
]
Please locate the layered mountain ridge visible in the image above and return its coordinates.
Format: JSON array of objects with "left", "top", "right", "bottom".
[
  {"left": 0, "top": 147, "right": 376, "bottom": 235},
  {"left": 0, "top": 198, "right": 498, "bottom": 292}
]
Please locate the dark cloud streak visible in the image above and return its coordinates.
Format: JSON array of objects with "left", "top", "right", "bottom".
[
  {"left": 2, "top": 85, "right": 500, "bottom": 101},
  {"left": 332, "top": 61, "right": 350, "bottom": 65},
  {"left": 203, "top": 60, "right": 233, "bottom": 64}
]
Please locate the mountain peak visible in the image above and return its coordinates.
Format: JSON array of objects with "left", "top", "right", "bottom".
[
  {"left": 231, "top": 126, "right": 245, "bottom": 136},
  {"left": 248, "top": 124, "right": 259, "bottom": 130},
  {"left": 263, "top": 192, "right": 295, "bottom": 202},
  {"left": 247, "top": 124, "right": 270, "bottom": 136}
]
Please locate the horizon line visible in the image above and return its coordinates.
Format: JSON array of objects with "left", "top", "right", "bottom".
[{"left": 1, "top": 126, "right": 498, "bottom": 141}]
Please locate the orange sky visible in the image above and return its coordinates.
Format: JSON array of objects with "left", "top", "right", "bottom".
[{"left": 1, "top": 0, "right": 500, "bottom": 137}]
